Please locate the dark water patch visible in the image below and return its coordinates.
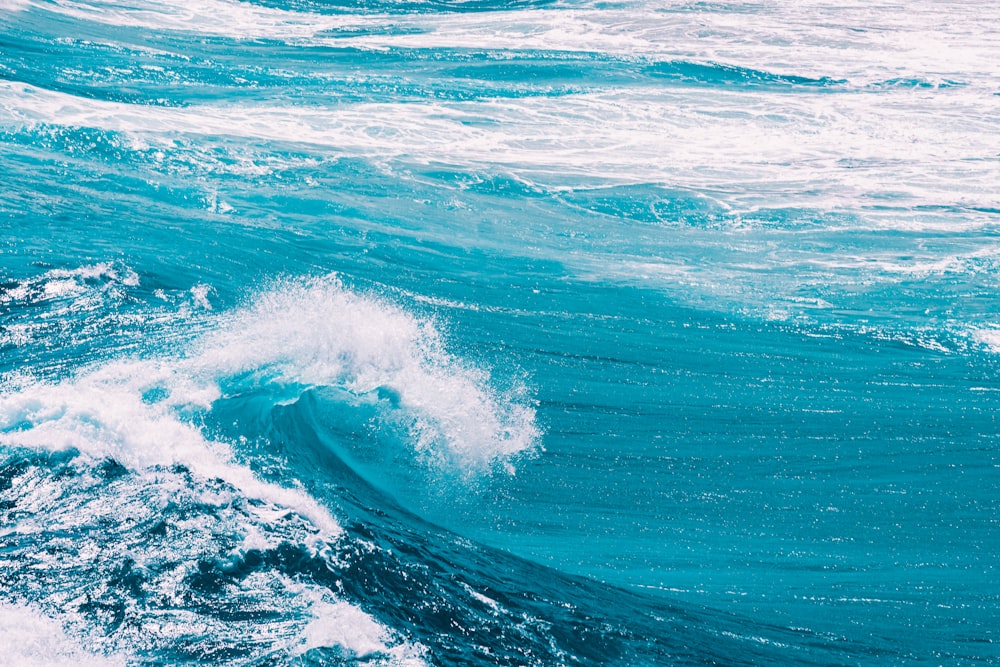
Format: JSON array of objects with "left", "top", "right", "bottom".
[
  {"left": 212, "top": 402, "right": 862, "bottom": 666},
  {"left": 969, "top": 206, "right": 1000, "bottom": 215},
  {"left": 0, "top": 443, "right": 864, "bottom": 665}
]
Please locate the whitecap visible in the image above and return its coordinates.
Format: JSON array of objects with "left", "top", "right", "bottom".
[
  {"left": 0, "top": 603, "right": 126, "bottom": 667},
  {"left": 189, "top": 274, "right": 540, "bottom": 470}
]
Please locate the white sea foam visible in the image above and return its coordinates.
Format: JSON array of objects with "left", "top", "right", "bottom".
[
  {"left": 189, "top": 275, "right": 539, "bottom": 468},
  {"left": 0, "top": 262, "right": 137, "bottom": 308},
  {"left": 4, "top": 0, "right": 997, "bottom": 332},
  {"left": 802, "top": 246, "right": 1000, "bottom": 279},
  {"left": 0, "top": 273, "right": 535, "bottom": 510},
  {"left": 20, "top": 0, "right": 379, "bottom": 39},
  {"left": 0, "top": 0, "right": 29, "bottom": 12},
  {"left": 21, "top": 0, "right": 1000, "bottom": 89},
  {"left": 0, "top": 263, "right": 147, "bottom": 353},
  {"left": 971, "top": 328, "right": 1000, "bottom": 354},
  {"left": 337, "top": 4, "right": 999, "bottom": 87},
  {"left": 0, "top": 273, "right": 525, "bottom": 663},
  {"left": 0, "top": 270, "right": 353, "bottom": 537},
  {"left": 0, "top": 462, "right": 423, "bottom": 664},
  {"left": 0, "top": 358, "right": 343, "bottom": 536},
  {"left": 297, "top": 596, "right": 426, "bottom": 664},
  {"left": 2, "top": 79, "right": 996, "bottom": 217},
  {"left": 0, "top": 604, "right": 126, "bottom": 667},
  {"left": 9, "top": 0, "right": 997, "bottom": 219}
]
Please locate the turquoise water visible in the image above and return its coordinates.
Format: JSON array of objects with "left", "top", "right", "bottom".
[{"left": 2, "top": 0, "right": 999, "bottom": 664}]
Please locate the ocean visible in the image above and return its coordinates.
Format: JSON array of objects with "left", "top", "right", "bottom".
[{"left": 1, "top": 0, "right": 998, "bottom": 664}]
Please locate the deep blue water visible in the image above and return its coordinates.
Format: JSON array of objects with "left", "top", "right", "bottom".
[{"left": 2, "top": 0, "right": 999, "bottom": 664}]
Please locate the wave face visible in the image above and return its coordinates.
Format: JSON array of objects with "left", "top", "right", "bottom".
[{"left": 2, "top": 0, "right": 999, "bottom": 664}]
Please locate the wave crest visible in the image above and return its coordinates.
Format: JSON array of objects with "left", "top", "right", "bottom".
[{"left": 193, "top": 275, "right": 540, "bottom": 472}]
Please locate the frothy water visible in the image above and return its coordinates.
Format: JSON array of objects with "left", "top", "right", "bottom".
[
  {"left": 2, "top": 0, "right": 999, "bottom": 664},
  {"left": 0, "top": 604, "right": 127, "bottom": 667},
  {"left": 193, "top": 276, "right": 539, "bottom": 470}
]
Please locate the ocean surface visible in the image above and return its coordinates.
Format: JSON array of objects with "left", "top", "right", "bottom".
[{"left": 1, "top": 0, "right": 999, "bottom": 664}]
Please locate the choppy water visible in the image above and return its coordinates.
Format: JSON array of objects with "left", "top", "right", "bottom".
[{"left": 2, "top": 0, "right": 999, "bottom": 664}]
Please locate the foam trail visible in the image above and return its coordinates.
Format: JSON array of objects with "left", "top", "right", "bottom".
[
  {"left": 2, "top": 80, "right": 996, "bottom": 215},
  {"left": 338, "top": 7, "right": 999, "bottom": 86},
  {"left": 19, "top": 0, "right": 1000, "bottom": 88},
  {"left": 0, "top": 263, "right": 146, "bottom": 354}
]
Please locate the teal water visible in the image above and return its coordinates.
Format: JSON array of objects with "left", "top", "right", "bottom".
[{"left": 1, "top": 0, "right": 999, "bottom": 664}]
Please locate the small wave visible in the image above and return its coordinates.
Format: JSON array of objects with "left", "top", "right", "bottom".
[
  {"left": 646, "top": 60, "right": 844, "bottom": 88},
  {"left": 871, "top": 77, "right": 966, "bottom": 90},
  {"left": 192, "top": 274, "right": 540, "bottom": 472},
  {"left": 0, "top": 262, "right": 138, "bottom": 311},
  {"left": 297, "top": 598, "right": 426, "bottom": 664},
  {"left": 1, "top": 272, "right": 537, "bottom": 503}
]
